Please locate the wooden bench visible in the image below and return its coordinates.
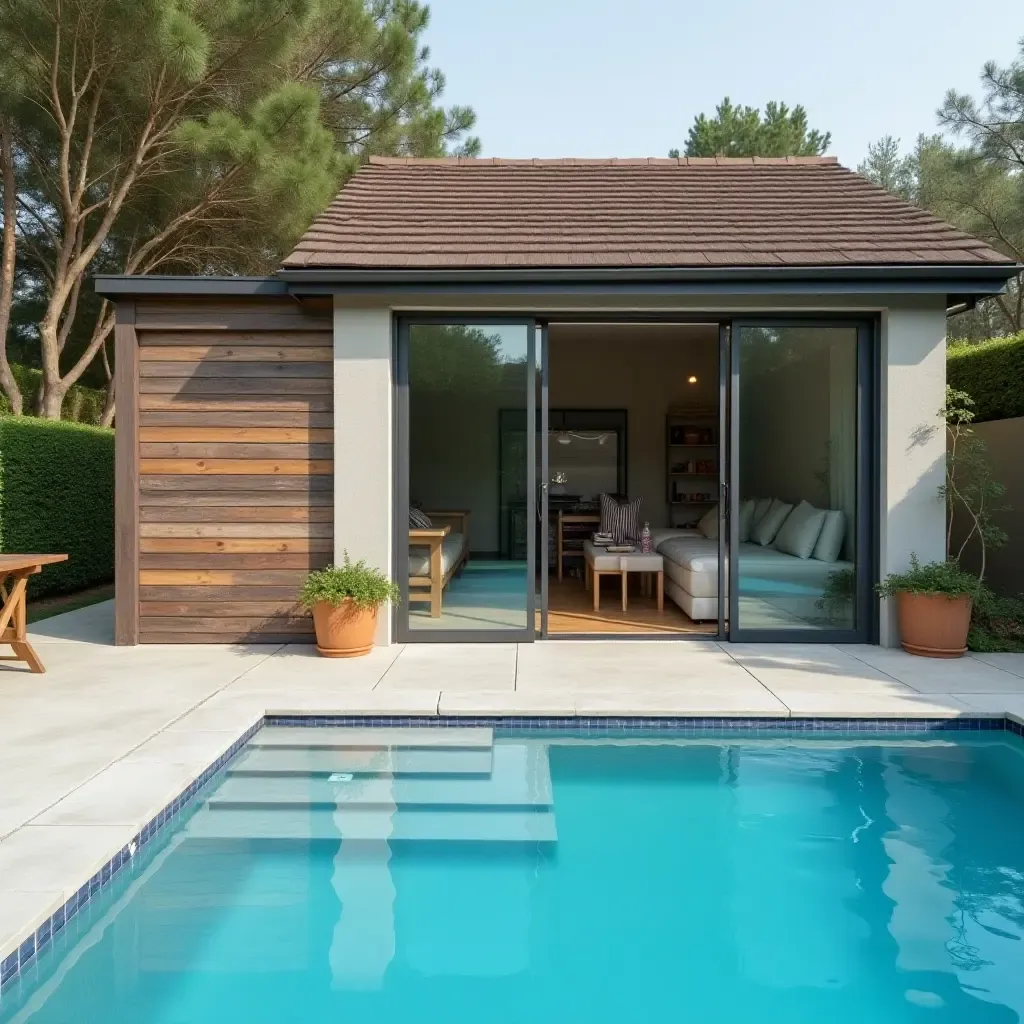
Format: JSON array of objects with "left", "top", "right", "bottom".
[
  {"left": 408, "top": 511, "right": 470, "bottom": 618},
  {"left": 0, "top": 554, "right": 69, "bottom": 673}
]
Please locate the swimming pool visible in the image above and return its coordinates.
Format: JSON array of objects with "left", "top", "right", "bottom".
[{"left": 4, "top": 724, "right": 1024, "bottom": 1023}]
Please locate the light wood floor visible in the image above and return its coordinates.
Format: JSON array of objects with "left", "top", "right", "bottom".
[{"left": 543, "top": 576, "right": 716, "bottom": 635}]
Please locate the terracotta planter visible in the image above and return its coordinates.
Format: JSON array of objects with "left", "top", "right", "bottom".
[
  {"left": 896, "top": 591, "right": 972, "bottom": 658},
  {"left": 312, "top": 600, "right": 379, "bottom": 658}
]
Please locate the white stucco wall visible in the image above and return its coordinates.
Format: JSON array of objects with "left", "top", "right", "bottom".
[
  {"left": 333, "top": 303, "right": 393, "bottom": 644},
  {"left": 878, "top": 301, "right": 948, "bottom": 646}
]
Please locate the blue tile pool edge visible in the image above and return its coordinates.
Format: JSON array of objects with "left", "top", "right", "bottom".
[
  {"left": 0, "top": 718, "right": 262, "bottom": 998},
  {"left": 2, "top": 711, "right": 1021, "bottom": 998}
]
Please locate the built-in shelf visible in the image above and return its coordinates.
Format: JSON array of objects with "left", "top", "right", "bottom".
[{"left": 667, "top": 405, "right": 718, "bottom": 527}]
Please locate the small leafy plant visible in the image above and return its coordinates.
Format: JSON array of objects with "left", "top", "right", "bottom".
[
  {"left": 875, "top": 554, "right": 979, "bottom": 600},
  {"left": 299, "top": 554, "right": 400, "bottom": 610}
]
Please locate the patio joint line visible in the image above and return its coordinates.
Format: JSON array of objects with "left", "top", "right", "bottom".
[
  {"left": 372, "top": 646, "right": 404, "bottom": 690},
  {"left": 833, "top": 644, "right": 928, "bottom": 691},
  {"left": 19, "top": 645, "right": 282, "bottom": 827}
]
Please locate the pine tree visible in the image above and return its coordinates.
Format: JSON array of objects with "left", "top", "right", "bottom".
[{"left": 670, "top": 97, "right": 831, "bottom": 159}]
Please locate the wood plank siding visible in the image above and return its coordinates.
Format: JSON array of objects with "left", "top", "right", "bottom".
[{"left": 127, "top": 297, "right": 334, "bottom": 643}]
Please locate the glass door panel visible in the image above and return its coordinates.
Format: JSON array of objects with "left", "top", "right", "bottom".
[
  {"left": 400, "top": 321, "right": 535, "bottom": 639},
  {"left": 730, "top": 323, "right": 865, "bottom": 638}
]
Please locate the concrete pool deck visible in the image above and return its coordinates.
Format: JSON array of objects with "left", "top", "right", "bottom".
[{"left": 2, "top": 598, "right": 1024, "bottom": 969}]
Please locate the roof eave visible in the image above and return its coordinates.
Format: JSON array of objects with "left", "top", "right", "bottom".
[
  {"left": 278, "top": 261, "right": 1021, "bottom": 296},
  {"left": 93, "top": 275, "right": 286, "bottom": 297}
]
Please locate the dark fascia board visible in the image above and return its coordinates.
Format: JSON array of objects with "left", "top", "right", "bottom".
[
  {"left": 278, "top": 262, "right": 1021, "bottom": 296},
  {"left": 93, "top": 262, "right": 1021, "bottom": 300},
  {"left": 93, "top": 275, "right": 286, "bottom": 297}
]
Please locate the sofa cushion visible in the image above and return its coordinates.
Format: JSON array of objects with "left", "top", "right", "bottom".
[
  {"left": 697, "top": 503, "right": 719, "bottom": 540},
  {"left": 738, "top": 499, "right": 756, "bottom": 542},
  {"left": 751, "top": 498, "right": 792, "bottom": 546},
  {"left": 409, "top": 532, "right": 466, "bottom": 577},
  {"left": 751, "top": 497, "right": 772, "bottom": 528},
  {"left": 773, "top": 500, "right": 827, "bottom": 559},
  {"left": 813, "top": 509, "right": 846, "bottom": 562}
]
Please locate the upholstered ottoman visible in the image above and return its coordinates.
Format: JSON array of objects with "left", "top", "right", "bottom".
[{"left": 583, "top": 541, "right": 664, "bottom": 612}]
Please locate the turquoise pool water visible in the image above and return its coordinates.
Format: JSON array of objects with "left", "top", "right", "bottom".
[{"left": 5, "top": 727, "right": 1024, "bottom": 1023}]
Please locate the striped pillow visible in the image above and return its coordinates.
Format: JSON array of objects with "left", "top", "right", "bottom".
[
  {"left": 599, "top": 493, "right": 642, "bottom": 545},
  {"left": 409, "top": 508, "right": 433, "bottom": 529}
]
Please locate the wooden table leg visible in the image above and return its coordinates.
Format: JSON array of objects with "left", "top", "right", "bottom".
[
  {"left": 621, "top": 570, "right": 628, "bottom": 612},
  {"left": 592, "top": 571, "right": 601, "bottom": 611},
  {"left": 0, "top": 570, "right": 45, "bottom": 673},
  {"left": 656, "top": 570, "right": 664, "bottom": 612}
]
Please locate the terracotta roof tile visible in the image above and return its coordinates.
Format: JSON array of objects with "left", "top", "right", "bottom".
[{"left": 282, "top": 158, "right": 1014, "bottom": 270}]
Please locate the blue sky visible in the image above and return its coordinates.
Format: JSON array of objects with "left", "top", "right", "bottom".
[{"left": 424, "top": 1, "right": 1023, "bottom": 168}]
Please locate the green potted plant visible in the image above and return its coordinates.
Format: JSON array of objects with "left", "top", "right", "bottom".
[
  {"left": 299, "top": 554, "right": 399, "bottom": 658},
  {"left": 876, "top": 555, "right": 980, "bottom": 658}
]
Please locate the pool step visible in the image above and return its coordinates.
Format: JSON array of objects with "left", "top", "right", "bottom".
[
  {"left": 229, "top": 746, "right": 494, "bottom": 777},
  {"left": 211, "top": 742, "right": 552, "bottom": 809},
  {"left": 185, "top": 806, "right": 556, "bottom": 843},
  {"left": 250, "top": 727, "right": 493, "bottom": 750}
]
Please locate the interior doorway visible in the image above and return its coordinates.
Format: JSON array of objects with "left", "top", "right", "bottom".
[{"left": 538, "top": 322, "right": 722, "bottom": 638}]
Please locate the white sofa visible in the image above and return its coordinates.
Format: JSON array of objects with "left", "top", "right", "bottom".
[{"left": 649, "top": 527, "right": 852, "bottom": 623}]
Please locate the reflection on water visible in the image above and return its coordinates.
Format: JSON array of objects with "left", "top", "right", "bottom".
[{"left": 4, "top": 734, "right": 1024, "bottom": 1024}]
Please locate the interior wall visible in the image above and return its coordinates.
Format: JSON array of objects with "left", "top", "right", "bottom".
[{"left": 549, "top": 324, "right": 719, "bottom": 529}]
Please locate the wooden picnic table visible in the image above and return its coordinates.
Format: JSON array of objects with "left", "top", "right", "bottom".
[{"left": 0, "top": 554, "right": 69, "bottom": 674}]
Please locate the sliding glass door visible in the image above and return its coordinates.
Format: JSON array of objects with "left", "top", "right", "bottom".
[
  {"left": 395, "top": 318, "right": 536, "bottom": 642},
  {"left": 728, "top": 320, "right": 873, "bottom": 641}
]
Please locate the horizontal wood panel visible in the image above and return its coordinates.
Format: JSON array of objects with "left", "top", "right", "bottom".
[
  {"left": 140, "top": 585, "right": 308, "bottom": 601},
  {"left": 141, "top": 474, "right": 332, "bottom": 492},
  {"left": 141, "top": 601, "right": 305, "bottom": 617},
  {"left": 139, "top": 442, "right": 333, "bottom": 459},
  {"left": 140, "top": 410, "right": 334, "bottom": 427},
  {"left": 141, "top": 522, "right": 333, "bottom": 538},
  {"left": 139, "top": 378, "right": 332, "bottom": 395},
  {"left": 139, "top": 427, "right": 333, "bottom": 443},
  {"left": 139, "top": 361, "right": 332, "bottom": 379},
  {"left": 140, "top": 632, "right": 310, "bottom": 644},
  {"left": 139, "top": 396, "right": 333, "bottom": 413},
  {"left": 140, "top": 616, "right": 312, "bottom": 633},
  {"left": 139, "top": 346, "right": 332, "bottom": 362},
  {"left": 140, "top": 539, "right": 333, "bottom": 554},
  {"left": 140, "top": 491, "right": 333, "bottom": 507},
  {"left": 140, "top": 505, "right": 333, "bottom": 522},
  {"left": 139, "top": 330, "right": 331, "bottom": 347},
  {"left": 141, "top": 553, "right": 329, "bottom": 569},
  {"left": 132, "top": 297, "right": 335, "bottom": 644},
  {"left": 139, "top": 459, "right": 333, "bottom": 475},
  {"left": 140, "top": 569, "right": 315, "bottom": 585}
]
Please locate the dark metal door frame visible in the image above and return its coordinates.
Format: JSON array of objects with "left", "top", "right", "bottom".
[
  {"left": 727, "top": 317, "right": 876, "bottom": 644},
  {"left": 394, "top": 316, "right": 538, "bottom": 644}
]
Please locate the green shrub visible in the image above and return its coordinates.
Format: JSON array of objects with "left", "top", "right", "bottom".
[
  {"left": 875, "top": 554, "right": 980, "bottom": 599},
  {"left": 947, "top": 334, "right": 1024, "bottom": 423},
  {"left": 0, "top": 417, "right": 114, "bottom": 597},
  {"left": 300, "top": 554, "right": 400, "bottom": 609},
  {"left": 0, "top": 364, "right": 107, "bottom": 424},
  {"left": 968, "top": 590, "right": 1024, "bottom": 653}
]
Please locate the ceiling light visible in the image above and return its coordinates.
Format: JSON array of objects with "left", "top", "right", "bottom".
[{"left": 687, "top": 375, "right": 698, "bottom": 384}]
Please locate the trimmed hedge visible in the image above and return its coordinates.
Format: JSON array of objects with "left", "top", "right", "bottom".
[
  {"left": 0, "top": 417, "right": 114, "bottom": 597},
  {"left": 947, "top": 333, "right": 1024, "bottom": 423},
  {"left": 0, "top": 364, "right": 107, "bottom": 424}
]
